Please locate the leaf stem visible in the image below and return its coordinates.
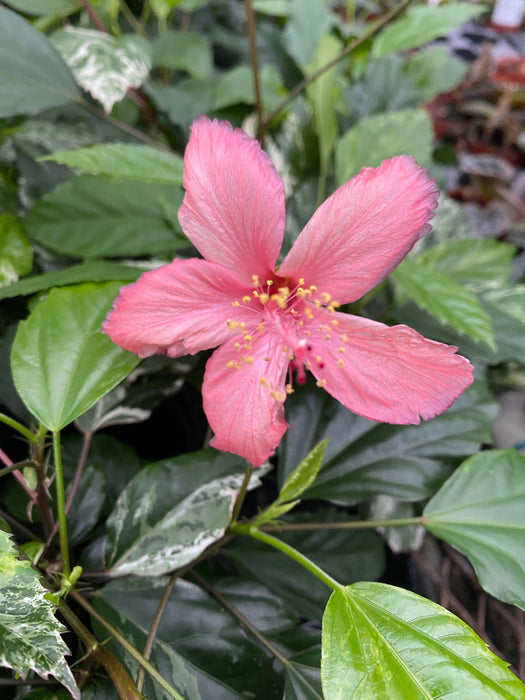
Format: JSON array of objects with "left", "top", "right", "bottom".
[
  {"left": 244, "top": 0, "right": 265, "bottom": 147},
  {"left": 0, "top": 447, "right": 39, "bottom": 505},
  {"left": 262, "top": 517, "right": 424, "bottom": 532},
  {"left": 231, "top": 523, "right": 342, "bottom": 591},
  {"left": 53, "top": 431, "right": 70, "bottom": 576},
  {"left": 0, "top": 411, "right": 37, "bottom": 443},
  {"left": 66, "top": 430, "right": 93, "bottom": 514},
  {"left": 230, "top": 463, "right": 254, "bottom": 525},
  {"left": 262, "top": 0, "right": 413, "bottom": 126},
  {"left": 69, "top": 589, "right": 185, "bottom": 700}
]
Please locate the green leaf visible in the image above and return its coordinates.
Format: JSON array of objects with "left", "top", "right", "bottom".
[
  {"left": 213, "top": 64, "right": 285, "bottom": 112},
  {"left": 51, "top": 28, "right": 152, "bottom": 113},
  {"left": 393, "top": 258, "right": 495, "bottom": 349},
  {"left": 279, "top": 379, "right": 496, "bottom": 505},
  {"left": 145, "top": 78, "right": 215, "bottom": 131},
  {"left": 322, "top": 582, "right": 525, "bottom": 699},
  {"left": 11, "top": 282, "right": 140, "bottom": 430},
  {"left": 0, "top": 261, "right": 143, "bottom": 300},
  {"left": 2, "top": 0, "right": 76, "bottom": 15},
  {"left": 0, "top": 6, "right": 80, "bottom": 118},
  {"left": 372, "top": 3, "right": 486, "bottom": 58},
  {"left": 284, "top": 0, "right": 333, "bottom": 68},
  {"left": 285, "top": 652, "right": 323, "bottom": 700},
  {"left": 105, "top": 451, "right": 265, "bottom": 577},
  {"left": 404, "top": 46, "right": 468, "bottom": 102},
  {"left": 416, "top": 238, "right": 515, "bottom": 291},
  {"left": 40, "top": 143, "right": 184, "bottom": 185},
  {"left": 424, "top": 449, "right": 525, "bottom": 610},
  {"left": 227, "top": 510, "right": 385, "bottom": 619},
  {"left": 152, "top": 31, "right": 212, "bottom": 79},
  {"left": 279, "top": 440, "right": 328, "bottom": 504},
  {"left": 25, "top": 176, "right": 186, "bottom": 259},
  {"left": 0, "top": 214, "right": 33, "bottom": 286},
  {"left": 335, "top": 108, "right": 433, "bottom": 185},
  {"left": 0, "top": 530, "right": 79, "bottom": 698}
]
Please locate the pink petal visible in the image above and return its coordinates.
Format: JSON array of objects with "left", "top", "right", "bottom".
[
  {"left": 279, "top": 157, "right": 439, "bottom": 304},
  {"left": 304, "top": 312, "right": 473, "bottom": 424},
  {"left": 103, "top": 258, "right": 252, "bottom": 358},
  {"left": 178, "top": 116, "right": 285, "bottom": 286},
  {"left": 203, "top": 333, "right": 289, "bottom": 466}
]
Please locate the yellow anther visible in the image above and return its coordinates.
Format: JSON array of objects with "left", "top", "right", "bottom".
[
  {"left": 244, "top": 334, "right": 252, "bottom": 341},
  {"left": 321, "top": 292, "right": 331, "bottom": 304},
  {"left": 298, "top": 278, "right": 305, "bottom": 285},
  {"left": 290, "top": 309, "right": 298, "bottom": 315},
  {"left": 339, "top": 346, "right": 346, "bottom": 353},
  {"left": 310, "top": 285, "right": 317, "bottom": 292},
  {"left": 305, "top": 361, "right": 312, "bottom": 370},
  {"left": 263, "top": 356, "right": 270, "bottom": 361},
  {"left": 314, "top": 299, "right": 321, "bottom": 308},
  {"left": 258, "top": 377, "right": 269, "bottom": 386},
  {"left": 270, "top": 390, "right": 286, "bottom": 401},
  {"left": 242, "top": 295, "right": 252, "bottom": 303},
  {"left": 258, "top": 293, "right": 269, "bottom": 304},
  {"left": 331, "top": 319, "right": 339, "bottom": 326},
  {"left": 316, "top": 379, "right": 327, "bottom": 388},
  {"left": 257, "top": 324, "right": 264, "bottom": 333},
  {"left": 227, "top": 361, "right": 235, "bottom": 368},
  {"left": 336, "top": 358, "right": 344, "bottom": 368},
  {"left": 342, "top": 334, "right": 349, "bottom": 342},
  {"left": 252, "top": 274, "right": 259, "bottom": 286},
  {"left": 234, "top": 342, "right": 241, "bottom": 351},
  {"left": 288, "top": 352, "right": 294, "bottom": 360},
  {"left": 304, "top": 307, "right": 314, "bottom": 319},
  {"left": 244, "top": 344, "right": 253, "bottom": 350},
  {"left": 324, "top": 334, "right": 331, "bottom": 341},
  {"left": 244, "top": 356, "right": 253, "bottom": 364},
  {"left": 286, "top": 384, "right": 294, "bottom": 394},
  {"left": 232, "top": 301, "right": 240, "bottom": 307},
  {"left": 266, "top": 279, "right": 274, "bottom": 286},
  {"left": 305, "top": 330, "right": 311, "bottom": 337},
  {"left": 315, "top": 356, "right": 322, "bottom": 364}
]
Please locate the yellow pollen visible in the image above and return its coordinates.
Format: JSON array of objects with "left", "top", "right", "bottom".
[
  {"left": 339, "top": 346, "right": 346, "bottom": 353},
  {"left": 234, "top": 342, "right": 241, "bottom": 351},
  {"left": 244, "top": 356, "right": 253, "bottom": 364},
  {"left": 227, "top": 361, "right": 235, "bottom": 368},
  {"left": 286, "top": 384, "right": 294, "bottom": 394},
  {"left": 290, "top": 309, "right": 298, "bottom": 315},
  {"left": 266, "top": 279, "right": 274, "bottom": 286},
  {"left": 314, "top": 300, "right": 321, "bottom": 308},
  {"left": 315, "top": 356, "right": 322, "bottom": 364},
  {"left": 337, "top": 358, "right": 344, "bottom": 368},
  {"left": 342, "top": 334, "right": 348, "bottom": 342},
  {"left": 320, "top": 292, "right": 331, "bottom": 304},
  {"left": 305, "top": 361, "right": 312, "bottom": 370},
  {"left": 298, "top": 277, "right": 305, "bottom": 285},
  {"left": 232, "top": 301, "right": 240, "bottom": 307},
  {"left": 242, "top": 295, "right": 251, "bottom": 303},
  {"left": 316, "top": 379, "right": 327, "bottom": 388},
  {"left": 310, "top": 285, "right": 318, "bottom": 292},
  {"left": 305, "top": 330, "right": 311, "bottom": 337},
  {"left": 259, "top": 293, "right": 269, "bottom": 304},
  {"left": 244, "top": 344, "right": 252, "bottom": 350},
  {"left": 288, "top": 352, "right": 294, "bottom": 360},
  {"left": 324, "top": 334, "right": 331, "bottom": 341},
  {"left": 270, "top": 390, "right": 286, "bottom": 401},
  {"left": 257, "top": 323, "right": 264, "bottom": 333},
  {"left": 332, "top": 320, "right": 339, "bottom": 326},
  {"left": 263, "top": 355, "right": 270, "bottom": 361},
  {"left": 252, "top": 274, "right": 259, "bottom": 286},
  {"left": 258, "top": 377, "right": 270, "bottom": 386},
  {"left": 304, "top": 307, "right": 314, "bottom": 319}
]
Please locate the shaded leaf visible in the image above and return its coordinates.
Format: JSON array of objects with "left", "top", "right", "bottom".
[
  {"left": 0, "top": 5, "right": 79, "bottom": 118},
  {"left": 2, "top": 0, "right": 76, "bottom": 14},
  {"left": 11, "top": 283, "right": 140, "bottom": 430},
  {"left": 146, "top": 78, "right": 215, "bottom": 131},
  {"left": 25, "top": 176, "right": 186, "bottom": 259},
  {"left": 279, "top": 380, "right": 496, "bottom": 505},
  {"left": 0, "top": 530, "right": 79, "bottom": 698},
  {"left": 335, "top": 108, "right": 433, "bottom": 185},
  {"left": 405, "top": 46, "right": 468, "bottom": 102},
  {"left": 372, "top": 3, "right": 485, "bottom": 58},
  {"left": 425, "top": 449, "right": 525, "bottom": 610},
  {"left": 40, "top": 143, "right": 184, "bottom": 185},
  {"left": 51, "top": 28, "right": 152, "bottom": 113},
  {"left": 322, "top": 582, "right": 525, "bottom": 699},
  {"left": 393, "top": 258, "right": 495, "bottom": 348},
  {"left": 105, "top": 451, "right": 265, "bottom": 576},
  {"left": 213, "top": 65, "right": 285, "bottom": 112},
  {"left": 284, "top": 0, "right": 333, "bottom": 68},
  {"left": 152, "top": 31, "right": 212, "bottom": 79},
  {"left": 0, "top": 214, "right": 33, "bottom": 286}
]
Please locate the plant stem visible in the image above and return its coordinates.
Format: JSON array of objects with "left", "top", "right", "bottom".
[
  {"left": 66, "top": 431, "right": 93, "bottom": 514},
  {"left": 52, "top": 431, "right": 70, "bottom": 576},
  {"left": 0, "top": 412, "right": 37, "bottom": 443},
  {"left": 244, "top": 0, "right": 265, "bottom": 147},
  {"left": 70, "top": 589, "right": 185, "bottom": 700},
  {"left": 262, "top": 516, "right": 424, "bottom": 532},
  {"left": 230, "top": 463, "right": 254, "bottom": 525},
  {"left": 136, "top": 570, "right": 178, "bottom": 693},
  {"left": 231, "top": 523, "right": 342, "bottom": 591},
  {"left": 0, "top": 447, "right": 39, "bottom": 505},
  {"left": 262, "top": 0, "right": 413, "bottom": 126}
]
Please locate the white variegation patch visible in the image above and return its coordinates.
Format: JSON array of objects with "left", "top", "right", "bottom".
[{"left": 51, "top": 27, "right": 152, "bottom": 113}]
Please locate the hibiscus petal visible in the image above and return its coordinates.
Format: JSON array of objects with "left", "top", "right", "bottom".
[
  {"left": 305, "top": 312, "right": 473, "bottom": 424},
  {"left": 279, "top": 156, "right": 439, "bottom": 304},
  {"left": 203, "top": 334, "right": 289, "bottom": 466},
  {"left": 178, "top": 116, "right": 285, "bottom": 286},
  {"left": 103, "top": 258, "right": 252, "bottom": 358}
]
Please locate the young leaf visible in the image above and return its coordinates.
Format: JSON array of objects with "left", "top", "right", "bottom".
[
  {"left": 279, "top": 439, "right": 328, "bottom": 504},
  {"left": 25, "top": 176, "right": 186, "bottom": 259},
  {"left": 0, "top": 214, "right": 33, "bottom": 286},
  {"left": 0, "top": 6, "right": 80, "bottom": 118},
  {"left": 105, "top": 451, "right": 266, "bottom": 577},
  {"left": 0, "top": 530, "right": 79, "bottom": 698},
  {"left": 51, "top": 28, "right": 152, "bottom": 113},
  {"left": 424, "top": 449, "right": 525, "bottom": 611},
  {"left": 40, "top": 143, "right": 184, "bottom": 185},
  {"left": 393, "top": 258, "right": 495, "bottom": 349},
  {"left": 404, "top": 46, "right": 468, "bottom": 102},
  {"left": 322, "top": 582, "right": 525, "bottom": 699},
  {"left": 335, "top": 109, "right": 433, "bottom": 185},
  {"left": 372, "top": 3, "right": 485, "bottom": 58},
  {"left": 152, "top": 31, "right": 212, "bottom": 79},
  {"left": 11, "top": 282, "right": 140, "bottom": 430}
]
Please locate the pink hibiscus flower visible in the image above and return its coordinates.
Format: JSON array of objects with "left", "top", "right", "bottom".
[{"left": 103, "top": 116, "right": 473, "bottom": 466}]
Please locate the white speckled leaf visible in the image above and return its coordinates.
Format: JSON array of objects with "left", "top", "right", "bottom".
[
  {"left": 51, "top": 27, "right": 152, "bottom": 113},
  {"left": 0, "top": 530, "right": 79, "bottom": 698},
  {"left": 106, "top": 450, "right": 266, "bottom": 577}
]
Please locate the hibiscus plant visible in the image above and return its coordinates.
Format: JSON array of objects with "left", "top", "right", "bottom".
[{"left": 0, "top": 1, "right": 525, "bottom": 699}]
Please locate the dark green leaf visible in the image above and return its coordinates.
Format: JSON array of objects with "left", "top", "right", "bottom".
[
  {"left": 279, "top": 379, "right": 496, "bottom": 505},
  {"left": 25, "top": 176, "right": 186, "bottom": 258},
  {"left": 0, "top": 261, "right": 143, "bottom": 301},
  {"left": 335, "top": 108, "right": 433, "bottom": 185},
  {"left": 425, "top": 449, "right": 525, "bottom": 610},
  {"left": 213, "top": 65, "right": 285, "bottom": 112},
  {"left": 372, "top": 3, "right": 485, "bottom": 58},
  {"left": 393, "top": 258, "right": 495, "bottom": 348},
  {"left": 2, "top": 0, "right": 75, "bottom": 15},
  {"left": 284, "top": 0, "right": 333, "bottom": 67},
  {"left": 105, "top": 451, "right": 264, "bottom": 576},
  {"left": 66, "top": 465, "right": 106, "bottom": 545},
  {"left": 0, "top": 214, "right": 33, "bottom": 286},
  {"left": 0, "top": 530, "right": 79, "bottom": 698},
  {"left": 40, "top": 143, "right": 184, "bottom": 185},
  {"left": 404, "top": 47, "right": 468, "bottom": 102},
  {"left": 11, "top": 282, "right": 140, "bottom": 430},
  {"left": 152, "top": 31, "right": 212, "bottom": 79},
  {"left": 145, "top": 79, "right": 215, "bottom": 131},
  {"left": 0, "top": 6, "right": 79, "bottom": 118},
  {"left": 227, "top": 510, "right": 385, "bottom": 619}
]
